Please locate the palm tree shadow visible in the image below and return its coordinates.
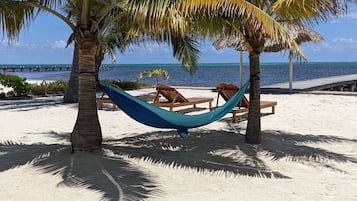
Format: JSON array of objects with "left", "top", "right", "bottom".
[
  {"left": 0, "top": 97, "right": 76, "bottom": 111},
  {"left": 0, "top": 141, "right": 157, "bottom": 201},
  {"left": 106, "top": 130, "right": 288, "bottom": 178},
  {"left": 260, "top": 130, "right": 357, "bottom": 171},
  {"left": 106, "top": 128, "right": 357, "bottom": 178},
  {"left": 1, "top": 128, "right": 356, "bottom": 199}
]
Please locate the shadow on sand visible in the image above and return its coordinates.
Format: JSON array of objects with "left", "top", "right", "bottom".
[
  {"left": 0, "top": 96, "right": 76, "bottom": 111},
  {"left": 106, "top": 128, "right": 357, "bottom": 178},
  {"left": 0, "top": 141, "right": 158, "bottom": 201},
  {"left": 1, "top": 127, "right": 356, "bottom": 200}
]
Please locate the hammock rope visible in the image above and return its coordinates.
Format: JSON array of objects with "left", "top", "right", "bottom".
[{"left": 99, "top": 81, "right": 249, "bottom": 137}]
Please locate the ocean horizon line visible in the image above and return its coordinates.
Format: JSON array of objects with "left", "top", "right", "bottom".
[{"left": 1, "top": 61, "right": 357, "bottom": 67}]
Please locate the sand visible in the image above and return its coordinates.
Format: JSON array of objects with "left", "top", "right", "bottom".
[{"left": 0, "top": 87, "right": 356, "bottom": 201}]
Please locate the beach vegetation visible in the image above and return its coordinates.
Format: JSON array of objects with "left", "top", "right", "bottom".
[
  {"left": 47, "top": 80, "right": 67, "bottom": 94},
  {"left": 0, "top": 74, "right": 68, "bottom": 97},
  {"left": 30, "top": 80, "right": 68, "bottom": 96},
  {"left": 0, "top": 74, "right": 31, "bottom": 96},
  {"left": 138, "top": 68, "right": 169, "bottom": 86},
  {"left": 99, "top": 80, "right": 148, "bottom": 90},
  {"left": 29, "top": 83, "right": 47, "bottom": 96}
]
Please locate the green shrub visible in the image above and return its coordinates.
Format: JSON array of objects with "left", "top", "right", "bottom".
[
  {"left": 0, "top": 74, "right": 31, "bottom": 96},
  {"left": 99, "top": 80, "right": 148, "bottom": 90},
  {"left": 29, "top": 84, "right": 47, "bottom": 96},
  {"left": 30, "top": 80, "right": 68, "bottom": 96},
  {"left": 47, "top": 80, "right": 67, "bottom": 94}
]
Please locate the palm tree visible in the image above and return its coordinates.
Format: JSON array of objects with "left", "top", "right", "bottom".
[
  {"left": 24, "top": 0, "right": 110, "bottom": 151},
  {"left": 209, "top": 0, "right": 350, "bottom": 144},
  {"left": 63, "top": 13, "right": 130, "bottom": 103},
  {"left": 62, "top": 4, "right": 200, "bottom": 102},
  {"left": 138, "top": 68, "right": 170, "bottom": 85},
  {"left": 22, "top": 0, "right": 344, "bottom": 152},
  {"left": 63, "top": 43, "right": 79, "bottom": 103}
]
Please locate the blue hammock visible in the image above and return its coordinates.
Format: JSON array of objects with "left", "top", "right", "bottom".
[{"left": 99, "top": 81, "right": 249, "bottom": 137}]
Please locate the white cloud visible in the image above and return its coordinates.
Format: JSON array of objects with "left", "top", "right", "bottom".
[
  {"left": 51, "top": 40, "right": 67, "bottom": 49},
  {"left": 311, "top": 37, "right": 357, "bottom": 56},
  {"left": 346, "top": 4, "right": 357, "bottom": 19},
  {"left": 328, "top": 19, "right": 342, "bottom": 24},
  {"left": 310, "top": 46, "right": 322, "bottom": 53},
  {"left": 125, "top": 42, "right": 166, "bottom": 54},
  {"left": 347, "top": 12, "right": 357, "bottom": 19},
  {"left": 320, "top": 42, "right": 331, "bottom": 48},
  {"left": 0, "top": 40, "right": 73, "bottom": 64},
  {"left": 332, "top": 38, "right": 356, "bottom": 44},
  {"left": 1, "top": 40, "right": 71, "bottom": 51}
]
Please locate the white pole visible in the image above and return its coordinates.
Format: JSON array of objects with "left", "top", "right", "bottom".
[
  {"left": 240, "top": 50, "right": 243, "bottom": 87},
  {"left": 289, "top": 50, "right": 293, "bottom": 92}
]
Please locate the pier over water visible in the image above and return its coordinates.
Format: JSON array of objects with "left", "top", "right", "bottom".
[
  {"left": 0, "top": 64, "right": 113, "bottom": 73},
  {"left": 262, "top": 74, "right": 357, "bottom": 94}
]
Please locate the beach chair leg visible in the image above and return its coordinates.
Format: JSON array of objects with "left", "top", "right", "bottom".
[
  {"left": 98, "top": 101, "right": 103, "bottom": 110},
  {"left": 112, "top": 104, "right": 118, "bottom": 111},
  {"left": 232, "top": 112, "right": 237, "bottom": 123},
  {"left": 272, "top": 106, "right": 275, "bottom": 114}
]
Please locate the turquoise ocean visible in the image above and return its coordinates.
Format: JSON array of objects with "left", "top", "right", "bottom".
[{"left": 2, "top": 62, "right": 357, "bottom": 87}]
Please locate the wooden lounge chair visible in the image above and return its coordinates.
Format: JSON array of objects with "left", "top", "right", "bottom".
[
  {"left": 97, "top": 83, "right": 158, "bottom": 111},
  {"left": 215, "top": 83, "right": 277, "bottom": 122},
  {"left": 153, "top": 84, "right": 213, "bottom": 112}
]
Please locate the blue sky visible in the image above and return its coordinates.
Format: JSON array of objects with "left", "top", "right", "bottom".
[{"left": 1, "top": 4, "right": 357, "bottom": 65}]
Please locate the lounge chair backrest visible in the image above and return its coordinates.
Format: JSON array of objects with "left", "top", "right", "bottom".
[
  {"left": 100, "top": 83, "right": 123, "bottom": 98},
  {"left": 156, "top": 85, "right": 189, "bottom": 103},
  {"left": 216, "top": 83, "right": 249, "bottom": 108},
  {"left": 110, "top": 83, "right": 124, "bottom": 91}
]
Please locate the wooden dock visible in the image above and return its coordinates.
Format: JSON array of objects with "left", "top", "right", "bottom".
[{"left": 261, "top": 74, "right": 357, "bottom": 94}]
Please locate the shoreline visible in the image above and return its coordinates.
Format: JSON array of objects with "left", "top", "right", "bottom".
[{"left": 2, "top": 80, "right": 357, "bottom": 99}]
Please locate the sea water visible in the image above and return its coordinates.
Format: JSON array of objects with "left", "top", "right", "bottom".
[{"left": 3, "top": 62, "right": 357, "bottom": 87}]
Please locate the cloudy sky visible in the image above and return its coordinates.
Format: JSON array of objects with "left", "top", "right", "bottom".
[{"left": 1, "top": 4, "right": 357, "bottom": 65}]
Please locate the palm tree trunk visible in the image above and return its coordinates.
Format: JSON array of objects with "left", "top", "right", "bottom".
[
  {"left": 63, "top": 43, "right": 79, "bottom": 103},
  {"left": 95, "top": 51, "right": 104, "bottom": 81},
  {"left": 71, "top": 33, "right": 102, "bottom": 152},
  {"left": 246, "top": 51, "right": 261, "bottom": 144}
]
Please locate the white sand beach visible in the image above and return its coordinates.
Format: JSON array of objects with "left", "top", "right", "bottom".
[{"left": 0, "top": 87, "right": 356, "bottom": 201}]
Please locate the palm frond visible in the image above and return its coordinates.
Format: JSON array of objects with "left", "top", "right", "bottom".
[
  {"left": 0, "top": 0, "right": 34, "bottom": 40},
  {"left": 171, "top": 34, "right": 200, "bottom": 75},
  {"left": 272, "top": 0, "right": 348, "bottom": 25}
]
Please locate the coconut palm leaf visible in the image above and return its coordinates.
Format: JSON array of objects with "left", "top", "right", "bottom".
[
  {"left": 272, "top": 0, "right": 349, "bottom": 24},
  {"left": 0, "top": 0, "right": 34, "bottom": 40}
]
